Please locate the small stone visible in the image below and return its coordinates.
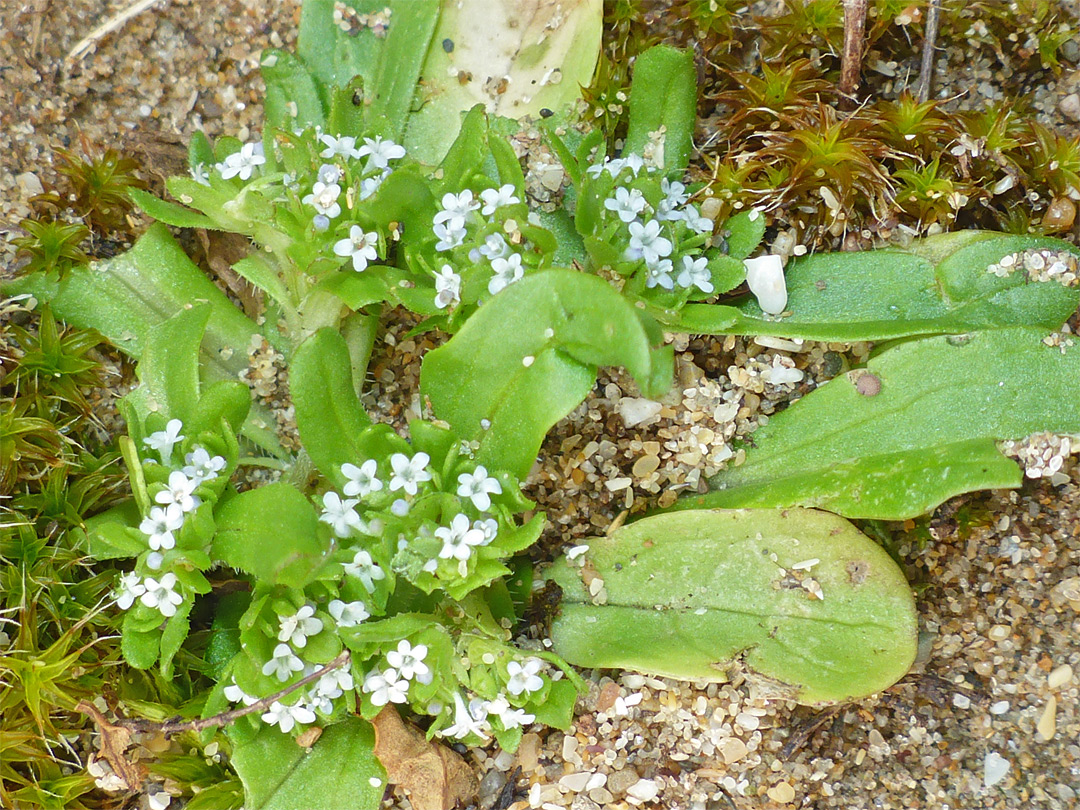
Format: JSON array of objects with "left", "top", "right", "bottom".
[
  {"left": 1048, "top": 664, "right": 1073, "bottom": 690},
  {"left": 735, "top": 711, "right": 760, "bottom": 730},
  {"left": 632, "top": 455, "right": 660, "bottom": 477},
  {"left": 626, "top": 779, "right": 659, "bottom": 802},
  {"left": 983, "top": 752, "right": 1010, "bottom": 788},
  {"left": 588, "top": 788, "right": 614, "bottom": 804},
  {"left": 584, "top": 773, "right": 606, "bottom": 792},
  {"left": 517, "top": 733, "right": 541, "bottom": 771},
  {"left": 559, "top": 772, "right": 592, "bottom": 793},
  {"left": 988, "top": 624, "right": 1010, "bottom": 641},
  {"left": 1036, "top": 696, "right": 1057, "bottom": 741},
  {"left": 1059, "top": 93, "right": 1080, "bottom": 123},
  {"left": 479, "top": 769, "right": 508, "bottom": 809},
  {"left": 989, "top": 700, "right": 1010, "bottom": 715},
  {"left": 617, "top": 397, "right": 663, "bottom": 427},
  {"left": 953, "top": 693, "right": 972, "bottom": 710},
  {"left": 561, "top": 735, "right": 579, "bottom": 762},
  {"left": 719, "top": 737, "right": 748, "bottom": 763},
  {"left": 607, "top": 768, "right": 640, "bottom": 796},
  {"left": 767, "top": 782, "right": 796, "bottom": 803}
]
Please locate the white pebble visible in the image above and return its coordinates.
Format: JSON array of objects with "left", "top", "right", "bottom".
[
  {"left": 626, "top": 778, "right": 659, "bottom": 802},
  {"left": 983, "top": 752, "right": 1011, "bottom": 788},
  {"left": 616, "top": 397, "right": 663, "bottom": 428},
  {"left": 735, "top": 711, "right": 760, "bottom": 731},
  {"left": 952, "top": 693, "right": 971, "bottom": 710},
  {"left": 989, "top": 700, "right": 1010, "bottom": 715},
  {"left": 1048, "top": 664, "right": 1073, "bottom": 690}
]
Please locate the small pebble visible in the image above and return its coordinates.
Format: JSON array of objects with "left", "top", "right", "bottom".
[
  {"left": 989, "top": 700, "right": 1010, "bottom": 715},
  {"left": 559, "top": 772, "right": 592, "bottom": 793},
  {"left": 767, "top": 782, "right": 796, "bottom": 803},
  {"left": 626, "top": 779, "right": 659, "bottom": 802},
  {"left": 719, "top": 737, "right": 748, "bottom": 763},
  {"left": 983, "top": 752, "right": 1011, "bottom": 788},
  {"left": 735, "top": 711, "right": 760, "bottom": 730},
  {"left": 1047, "top": 664, "right": 1073, "bottom": 690},
  {"left": 1059, "top": 92, "right": 1080, "bottom": 123},
  {"left": 1037, "top": 696, "right": 1057, "bottom": 741},
  {"left": 953, "top": 693, "right": 972, "bottom": 710}
]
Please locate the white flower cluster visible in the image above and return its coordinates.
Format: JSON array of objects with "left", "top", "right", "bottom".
[
  {"left": 114, "top": 420, "right": 226, "bottom": 617},
  {"left": 591, "top": 155, "right": 716, "bottom": 294},
  {"left": 435, "top": 658, "right": 546, "bottom": 742},
  {"left": 362, "top": 640, "right": 431, "bottom": 707},
  {"left": 430, "top": 183, "right": 525, "bottom": 309},
  {"left": 225, "top": 661, "right": 356, "bottom": 733}
]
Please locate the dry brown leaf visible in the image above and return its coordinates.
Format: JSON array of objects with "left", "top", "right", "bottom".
[
  {"left": 76, "top": 700, "right": 143, "bottom": 791},
  {"left": 372, "top": 706, "right": 478, "bottom": 810},
  {"left": 192, "top": 229, "right": 263, "bottom": 319},
  {"left": 295, "top": 725, "right": 323, "bottom": 749}
]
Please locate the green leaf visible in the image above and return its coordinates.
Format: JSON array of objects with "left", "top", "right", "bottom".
[
  {"left": 231, "top": 717, "right": 385, "bottom": 810},
  {"left": 261, "top": 48, "right": 326, "bottom": 131},
  {"left": 623, "top": 45, "right": 697, "bottom": 173},
  {"left": 189, "top": 131, "right": 215, "bottom": 172},
  {"left": 548, "top": 509, "right": 918, "bottom": 706},
  {"left": 213, "top": 484, "right": 331, "bottom": 589},
  {"left": 159, "top": 602, "right": 194, "bottom": 679},
  {"left": 689, "top": 327, "right": 1080, "bottom": 519},
  {"left": 78, "top": 500, "right": 144, "bottom": 559},
  {"left": 129, "top": 188, "right": 217, "bottom": 230},
  {"left": 312, "top": 271, "right": 391, "bottom": 311},
  {"left": 136, "top": 305, "right": 212, "bottom": 425},
  {"left": 291, "top": 329, "right": 371, "bottom": 482},
  {"left": 686, "top": 232, "right": 1080, "bottom": 341},
  {"left": 420, "top": 270, "right": 671, "bottom": 478},
  {"left": 722, "top": 210, "right": 766, "bottom": 261},
  {"left": 121, "top": 613, "right": 161, "bottom": 670},
  {"left": 190, "top": 380, "right": 251, "bottom": 437},
  {"left": 231, "top": 256, "right": 292, "bottom": 311},
  {"left": 404, "top": 0, "right": 601, "bottom": 163},
  {"left": 205, "top": 591, "right": 251, "bottom": 681}
]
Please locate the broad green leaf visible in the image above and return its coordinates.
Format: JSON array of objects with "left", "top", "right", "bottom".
[
  {"left": 722, "top": 210, "right": 766, "bottom": 261},
  {"left": 623, "top": 45, "right": 697, "bottom": 174},
  {"left": 405, "top": 0, "right": 601, "bottom": 164},
  {"left": 261, "top": 48, "right": 326, "bottom": 131},
  {"left": 204, "top": 591, "right": 251, "bottom": 681},
  {"left": 676, "top": 232, "right": 1080, "bottom": 340},
  {"left": 136, "top": 305, "right": 211, "bottom": 425},
  {"left": 688, "top": 327, "right": 1080, "bottom": 519},
  {"left": 420, "top": 270, "right": 672, "bottom": 478},
  {"left": 231, "top": 256, "right": 292, "bottom": 311},
  {"left": 213, "top": 484, "right": 330, "bottom": 589},
  {"left": 159, "top": 602, "right": 193, "bottom": 679},
  {"left": 548, "top": 509, "right": 918, "bottom": 705},
  {"left": 291, "top": 329, "right": 371, "bottom": 482},
  {"left": 78, "top": 500, "right": 144, "bottom": 560},
  {"left": 369, "top": 0, "right": 440, "bottom": 140},
  {"left": 129, "top": 188, "right": 216, "bottom": 230},
  {"left": 231, "top": 717, "right": 385, "bottom": 810},
  {"left": 190, "top": 380, "right": 251, "bottom": 437},
  {"left": 121, "top": 614, "right": 161, "bottom": 670}
]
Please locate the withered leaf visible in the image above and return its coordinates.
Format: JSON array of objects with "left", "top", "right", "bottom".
[
  {"left": 371, "top": 707, "right": 477, "bottom": 810},
  {"left": 76, "top": 700, "right": 143, "bottom": 791}
]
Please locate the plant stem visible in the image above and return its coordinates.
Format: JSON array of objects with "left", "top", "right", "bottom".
[
  {"left": 839, "top": 0, "right": 868, "bottom": 110},
  {"left": 915, "top": 0, "right": 943, "bottom": 103}
]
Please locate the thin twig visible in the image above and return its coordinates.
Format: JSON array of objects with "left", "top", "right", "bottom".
[
  {"left": 65, "top": 0, "right": 170, "bottom": 65},
  {"left": 78, "top": 651, "right": 351, "bottom": 736},
  {"left": 915, "top": 0, "right": 943, "bottom": 103},
  {"left": 838, "top": 0, "right": 868, "bottom": 110}
]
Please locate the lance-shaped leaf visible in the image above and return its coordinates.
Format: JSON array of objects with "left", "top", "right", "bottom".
[
  {"left": 548, "top": 509, "right": 917, "bottom": 706},
  {"left": 623, "top": 45, "right": 697, "bottom": 174},
  {"left": 670, "top": 232, "right": 1080, "bottom": 340},
  {"left": 678, "top": 327, "right": 1080, "bottom": 520},
  {"left": 231, "top": 717, "right": 385, "bottom": 810},
  {"left": 420, "top": 270, "right": 672, "bottom": 478},
  {"left": 404, "top": 0, "right": 602, "bottom": 164}
]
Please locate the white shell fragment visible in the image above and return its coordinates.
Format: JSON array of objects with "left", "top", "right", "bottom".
[
  {"left": 743, "top": 254, "right": 788, "bottom": 315},
  {"left": 983, "top": 752, "right": 1010, "bottom": 788}
]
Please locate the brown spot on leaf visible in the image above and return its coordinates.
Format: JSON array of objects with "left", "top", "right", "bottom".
[
  {"left": 847, "top": 560, "right": 870, "bottom": 585},
  {"left": 372, "top": 706, "right": 477, "bottom": 810}
]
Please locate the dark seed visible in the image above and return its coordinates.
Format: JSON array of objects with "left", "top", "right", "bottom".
[
  {"left": 442, "top": 38, "right": 454, "bottom": 53},
  {"left": 539, "top": 108, "right": 554, "bottom": 118}
]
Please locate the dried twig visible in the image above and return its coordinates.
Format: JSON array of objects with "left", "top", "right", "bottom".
[
  {"left": 65, "top": 0, "right": 170, "bottom": 66},
  {"left": 77, "top": 650, "right": 351, "bottom": 736},
  {"left": 839, "top": 0, "right": 869, "bottom": 110},
  {"left": 915, "top": 0, "right": 943, "bottom": 103}
]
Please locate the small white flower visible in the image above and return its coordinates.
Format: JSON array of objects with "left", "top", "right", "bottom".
[
  {"left": 456, "top": 465, "right": 502, "bottom": 510},
  {"left": 182, "top": 446, "right": 226, "bottom": 483},
  {"left": 191, "top": 163, "right": 210, "bottom": 186},
  {"left": 676, "top": 255, "right": 714, "bottom": 293},
  {"left": 363, "top": 668, "right": 409, "bottom": 706},
  {"left": 436, "top": 513, "right": 487, "bottom": 562},
  {"left": 388, "top": 452, "right": 433, "bottom": 495},
  {"left": 302, "top": 181, "right": 342, "bottom": 219},
  {"left": 473, "top": 518, "right": 498, "bottom": 545},
  {"left": 506, "top": 658, "right": 544, "bottom": 696},
  {"left": 433, "top": 221, "right": 467, "bottom": 252},
  {"left": 604, "top": 186, "right": 647, "bottom": 223},
  {"left": 359, "top": 174, "right": 383, "bottom": 200},
  {"left": 683, "top": 204, "right": 713, "bottom": 234},
  {"left": 319, "top": 491, "right": 364, "bottom": 538},
  {"left": 139, "top": 503, "right": 185, "bottom": 551},
  {"left": 488, "top": 253, "right": 524, "bottom": 295},
  {"left": 480, "top": 184, "right": 520, "bottom": 216},
  {"left": 115, "top": 572, "right": 146, "bottom": 610},
  {"left": 224, "top": 680, "right": 259, "bottom": 706},
  {"left": 262, "top": 642, "right": 306, "bottom": 682},
  {"left": 488, "top": 695, "right": 535, "bottom": 729},
  {"left": 140, "top": 573, "right": 184, "bottom": 618},
  {"left": 261, "top": 699, "right": 316, "bottom": 733},
  {"left": 146, "top": 552, "right": 164, "bottom": 570},
  {"left": 333, "top": 225, "right": 380, "bottom": 272},
  {"left": 434, "top": 190, "right": 480, "bottom": 230},
  {"left": 317, "top": 163, "right": 344, "bottom": 185},
  {"left": 357, "top": 136, "right": 406, "bottom": 170},
  {"left": 625, "top": 220, "right": 672, "bottom": 265},
  {"left": 154, "top": 470, "right": 201, "bottom": 513},
  {"left": 586, "top": 157, "right": 623, "bottom": 178},
  {"left": 440, "top": 692, "right": 490, "bottom": 741},
  {"left": 433, "top": 266, "right": 461, "bottom": 309},
  {"left": 743, "top": 254, "right": 788, "bottom": 315},
  {"left": 217, "top": 142, "right": 265, "bottom": 181},
  {"left": 623, "top": 153, "right": 645, "bottom": 175},
  {"left": 343, "top": 549, "right": 386, "bottom": 593},
  {"left": 144, "top": 419, "right": 184, "bottom": 465},
  {"left": 645, "top": 258, "right": 675, "bottom": 290},
  {"left": 386, "top": 640, "right": 430, "bottom": 681},
  {"left": 319, "top": 134, "right": 361, "bottom": 160},
  {"left": 328, "top": 599, "right": 370, "bottom": 627},
  {"left": 474, "top": 232, "right": 509, "bottom": 261},
  {"left": 658, "top": 178, "right": 689, "bottom": 220},
  {"left": 341, "top": 459, "right": 382, "bottom": 498},
  {"left": 277, "top": 605, "right": 324, "bottom": 648}
]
